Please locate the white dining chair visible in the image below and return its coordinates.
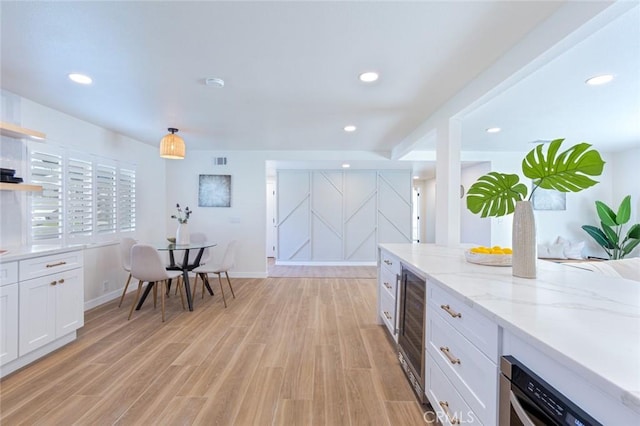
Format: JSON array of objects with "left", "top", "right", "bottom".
[
  {"left": 128, "top": 244, "right": 185, "bottom": 322},
  {"left": 191, "top": 240, "right": 237, "bottom": 307},
  {"left": 117, "top": 237, "right": 137, "bottom": 308}
]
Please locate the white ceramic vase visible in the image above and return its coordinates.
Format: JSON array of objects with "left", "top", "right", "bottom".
[
  {"left": 512, "top": 200, "right": 536, "bottom": 278},
  {"left": 176, "top": 222, "right": 190, "bottom": 245}
]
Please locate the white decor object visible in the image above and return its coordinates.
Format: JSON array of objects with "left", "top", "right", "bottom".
[
  {"left": 512, "top": 200, "right": 536, "bottom": 278},
  {"left": 176, "top": 222, "right": 190, "bottom": 245}
]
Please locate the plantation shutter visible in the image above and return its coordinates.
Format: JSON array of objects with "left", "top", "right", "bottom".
[
  {"left": 118, "top": 167, "right": 136, "bottom": 232},
  {"left": 66, "top": 157, "right": 93, "bottom": 238},
  {"left": 95, "top": 163, "right": 117, "bottom": 235},
  {"left": 29, "top": 149, "right": 63, "bottom": 241}
]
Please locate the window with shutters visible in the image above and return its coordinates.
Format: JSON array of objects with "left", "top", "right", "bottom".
[
  {"left": 67, "top": 156, "right": 93, "bottom": 239},
  {"left": 28, "top": 143, "right": 136, "bottom": 243},
  {"left": 29, "top": 148, "right": 64, "bottom": 241},
  {"left": 95, "top": 162, "right": 117, "bottom": 235},
  {"left": 118, "top": 167, "right": 136, "bottom": 232}
]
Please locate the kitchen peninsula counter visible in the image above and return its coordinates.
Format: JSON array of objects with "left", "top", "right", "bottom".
[{"left": 380, "top": 243, "right": 640, "bottom": 423}]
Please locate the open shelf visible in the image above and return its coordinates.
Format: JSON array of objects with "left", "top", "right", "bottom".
[
  {"left": 0, "top": 121, "right": 46, "bottom": 141},
  {"left": 0, "top": 182, "right": 43, "bottom": 192}
]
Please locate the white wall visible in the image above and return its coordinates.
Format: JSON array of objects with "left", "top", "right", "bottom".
[
  {"left": 164, "top": 150, "right": 268, "bottom": 277},
  {"left": 460, "top": 162, "right": 491, "bottom": 245},
  {"left": 0, "top": 94, "right": 167, "bottom": 308}
]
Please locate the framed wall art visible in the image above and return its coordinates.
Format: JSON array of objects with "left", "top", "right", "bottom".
[
  {"left": 199, "top": 174, "right": 231, "bottom": 207},
  {"left": 531, "top": 185, "right": 566, "bottom": 211}
]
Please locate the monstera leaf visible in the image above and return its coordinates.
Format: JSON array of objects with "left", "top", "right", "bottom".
[
  {"left": 466, "top": 172, "right": 528, "bottom": 218},
  {"left": 522, "top": 138, "right": 605, "bottom": 193},
  {"left": 466, "top": 139, "right": 605, "bottom": 219}
]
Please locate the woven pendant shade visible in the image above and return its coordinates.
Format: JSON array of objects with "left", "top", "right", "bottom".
[{"left": 160, "top": 128, "right": 185, "bottom": 159}]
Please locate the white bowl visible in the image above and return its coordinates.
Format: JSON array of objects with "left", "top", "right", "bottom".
[{"left": 464, "top": 250, "right": 512, "bottom": 266}]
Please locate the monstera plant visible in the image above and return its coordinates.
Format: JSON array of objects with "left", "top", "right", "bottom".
[
  {"left": 582, "top": 195, "right": 640, "bottom": 259},
  {"left": 466, "top": 139, "right": 606, "bottom": 217}
]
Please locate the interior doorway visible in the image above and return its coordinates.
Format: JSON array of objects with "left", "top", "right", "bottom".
[{"left": 266, "top": 181, "right": 276, "bottom": 258}]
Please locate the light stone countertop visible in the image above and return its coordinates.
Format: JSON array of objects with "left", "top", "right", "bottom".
[
  {"left": 0, "top": 244, "right": 87, "bottom": 262},
  {"left": 379, "top": 243, "right": 640, "bottom": 416}
]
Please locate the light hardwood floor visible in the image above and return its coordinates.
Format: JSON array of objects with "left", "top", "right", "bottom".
[{"left": 0, "top": 275, "right": 429, "bottom": 425}]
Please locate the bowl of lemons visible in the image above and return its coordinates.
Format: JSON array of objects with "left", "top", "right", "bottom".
[{"left": 465, "top": 245, "right": 512, "bottom": 266}]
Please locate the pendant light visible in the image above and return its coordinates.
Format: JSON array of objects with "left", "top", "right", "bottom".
[{"left": 159, "top": 127, "right": 185, "bottom": 159}]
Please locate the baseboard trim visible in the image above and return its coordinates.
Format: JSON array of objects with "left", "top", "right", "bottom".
[{"left": 274, "top": 261, "right": 377, "bottom": 266}]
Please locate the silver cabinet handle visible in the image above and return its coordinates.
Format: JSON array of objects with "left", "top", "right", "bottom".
[
  {"left": 383, "top": 282, "right": 392, "bottom": 290},
  {"left": 438, "top": 401, "right": 460, "bottom": 425},
  {"left": 383, "top": 311, "right": 392, "bottom": 321},
  {"left": 440, "top": 346, "right": 461, "bottom": 364},
  {"left": 384, "top": 259, "right": 392, "bottom": 266},
  {"left": 46, "top": 261, "right": 67, "bottom": 268},
  {"left": 440, "top": 304, "right": 462, "bottom": 318}
]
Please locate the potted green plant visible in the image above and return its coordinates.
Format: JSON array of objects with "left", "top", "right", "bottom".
[
  {"left": 466, "top": 138, "right": 605, "bottom": 277},
  {"left": 581, "top": 195, "right": 640, "bottom": 259}
]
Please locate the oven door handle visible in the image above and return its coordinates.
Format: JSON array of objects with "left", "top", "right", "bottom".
[
  {"left": 510, "top": 390, "right": 536, "bottom": 426},
  {"left": 394, "top": 273, "right": 400, "bottom": 334}
]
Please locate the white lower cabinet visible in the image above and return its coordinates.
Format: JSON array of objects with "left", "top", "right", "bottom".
[
  {"left": 19, "top": 266, "right": 83, "bottom": 356},
  {"left": 426, "top": 358, "right": 479, "bottom": 425},
  {"left": 378, "top": 248, "right": 400, "bottom": 341},
  {"left": 425, "top": 281, "right": 498, "bottom": 425},
  {"left": 1, "top": 249, "right": 84, "bottom": 377},
  {"left": 0, "top": 282, "right": 19, "bottom": 365}
]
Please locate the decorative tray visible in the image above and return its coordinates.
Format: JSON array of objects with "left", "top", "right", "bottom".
[{"left": 464, "top": 250, "right": 512, "bottom": 267}]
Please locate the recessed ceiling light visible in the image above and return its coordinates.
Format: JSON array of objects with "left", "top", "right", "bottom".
[
  {"left": 205, "top": 77, "right": 225, "bottom": 88},
  {"left": 359, "top": 71, "right": 379, "bottom": 83},
  {"left": 342, "top": 163, "right": 351, "bottom": 168},
  {"left": 68, "top": 73, "right": 93, "bottom": 85},
  {"left": 344, "top": 125, "right": 357, "bottom": 132},
  {"left": 486, "top": 127, "right": 501, "bottom": 133},
  {"left": 413, "top": 175, "right": 419, "bottom": 180},
  {"left": 585, "top": 74, "right": 614, "bottom": 86}
]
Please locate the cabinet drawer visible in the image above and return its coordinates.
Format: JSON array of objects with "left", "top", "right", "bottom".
[
  {"left": 380, "top": 287, "right": 397, "bottom": 339},
  {"left": 379, "top": 266, "right": 398, "bottom": 300},
  {"left": 426, "top": 359, "right": 481, "bottom": 426},
  {"left": 380, "top": 249, "right": 401, "bottom": 277},
  {"left": 19, "top": 251, "right": 84, "bottom": 281},
  {"left": 427, "top": 309, "right": 497, "bottom": 425},
  {"left": 428, "top": 283, "right": 498, "bottom": 361},
  {"left": 0, "top": 262, "right": 18, "bottom": 286}
]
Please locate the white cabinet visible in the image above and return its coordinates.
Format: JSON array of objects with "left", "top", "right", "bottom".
[
  {"left": 18, "top": 252, "right": 84, "bottom": 356},
  {"left": 378, "top": 248, "right": 401, "bottom": 340},
  {"left": 0, "top": 262, "right": 19, "bottom": 365},
  {"left": 426, "top": 282, "right": 499, "bottom": 425}
]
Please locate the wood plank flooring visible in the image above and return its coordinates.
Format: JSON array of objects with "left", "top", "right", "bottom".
[{"left": 0, "top": 275, "right": 429, "bottom": 425}]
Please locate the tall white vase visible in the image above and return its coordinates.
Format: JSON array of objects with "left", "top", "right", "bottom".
[
  {"left": 512, "top": 200, "right": 536, "bottom": 278},
  {"left": 176, "top": 222, "right": 190, "bottom": 245}
]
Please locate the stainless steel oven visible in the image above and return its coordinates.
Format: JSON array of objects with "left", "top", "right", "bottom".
[
  {"left": 397, "top": 265, "right": 427, "bottom": 404},
  {"left": 500, "top": 356, "right": 602, "bottom": 426}
]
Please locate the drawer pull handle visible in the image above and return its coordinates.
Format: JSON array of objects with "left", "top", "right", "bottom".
[
  {"left": 50, "top": 280, "right": 57, "bottom": 286},
  {"left": 384, "top": 259, "right": 392, "bottom": 266},
  {"left": 440, "top": 304, "right": 462, "bottom": 318},
  {"left": 438, "top": 401, "right": 460, "bottom": 424},
  {"left": 58, "top": 279, "right": 65, "bottom": 284},
  {"left": 440, "top": 346, "right": 461, "bottom": 364},
  {"left": 383, "top": 311, "right": 392, "bottom": 320},
  {"left": 46, "top": 261, "right": 67, "bottom": 268},
  {"left": 383, "top": 282, "right": 392, "bottom": 290}
]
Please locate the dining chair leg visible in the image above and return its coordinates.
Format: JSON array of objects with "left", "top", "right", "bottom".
[
  {"left": 118, "top": 273, "right": 132, "bottom": 308},
  {"left": 225, "top": 271, "right": 235, "bottom": 299},
  {"left": 153, "top": 282, "right": 158, "bottom": 309},
  {"left": 128, "top": 280, "right": 144, "bottom": 320},
  {"left": 218, "top": 273, "right": 227, "bottom": 308},
  {"left": 192, "top": 273, "right": 200, "bottom": 299},
  {"left": 200, "top": 273, "right": 206, "bottom": 299},
  {"left": 178, "top": 278, "right": 186, "bottom": 310},
  {"left": 161, "top": 280, "right": 166, "bottom": 322}
]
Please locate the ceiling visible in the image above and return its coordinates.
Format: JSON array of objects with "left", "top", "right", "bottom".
[{"left": 1, "top": 1, "right": 637, "bottom": 178}]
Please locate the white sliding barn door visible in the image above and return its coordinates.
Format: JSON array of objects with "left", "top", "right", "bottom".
[
  {"left": 277, "top": 171, "right": 311, "bottom": 261},
  {"left": 344, "top": 171, "right": 378, "bottom": 261},
  {"left": 378, "top": 171, "right": 412, "bottom": 244},
  {"left": 312, "top": 171, "right": 344, "bottom": 260}
]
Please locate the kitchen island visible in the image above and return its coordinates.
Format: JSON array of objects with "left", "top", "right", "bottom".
[{"left": 378, "top": 243, "right": 640, "bottom": 425}]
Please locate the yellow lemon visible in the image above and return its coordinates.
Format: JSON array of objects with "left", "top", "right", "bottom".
[
  {"left": 503, "top": 248, "right": 513, "bottom": 254},
  {"left": 491, "top": 249, "right": 505, "bottom": 255}
]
